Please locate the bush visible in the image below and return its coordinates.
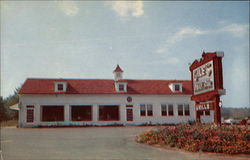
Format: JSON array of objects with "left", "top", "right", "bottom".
[{"left": 136, "top": 124, "right": 250, "bottom": 154}]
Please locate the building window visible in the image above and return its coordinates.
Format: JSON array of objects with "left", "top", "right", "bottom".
[
  {"left": 184, "top": 104, "right": 190, "bottom": 116},
  {"left": 161, "top": 104, "right": 167, "bottom": 116},
  {"left": 147, "top": 104, "right": 153, "bottom": 116},
  {"left": 99, "top": 105, "right": 119, "bottom": 121},
  {"left": 140, "top": 104, "right": 153, "bottom": 116},
  {"left": 169, "top": 83, "right": 182, "bottom": 92},
  {"left": 55, "top": 82, "right": 67, "bottom": 92},
  {"left": 162, "top": 104, "right": 174, "bottom": 116},
  {"left": 119, "top": 84, "right": 124, "bottom": 91},
  {"left": 26, "top": 106, "right": 34, "bottom": 123},
  {"left": 71, "top": 105, "right": 92, "bottom": 121},
  {"left": 168, "top": 104, "right": 174, "bottom": 116},
  {"left": 178, "top": 104, "right": 183, "bottom": 116},
  {"left": 140, "top": 104, "right": 146, "bottom": 116},
  {"left": 174, "top": 84, "right": 180, "bottom": 92},
  {"left": 178, "top": 104, "right": 184, "bottom": 116},
  {"left": 178, "top": 104, "right": 190, "bottom": 116},
  {"left": 198, "top": 110, "right": 204, "bottom": 116},
  {"left": 115, "top": 82, "right": 127, "bottom": 92},
  {"left": 57, "top": 84, "right": 64, "bottom": 91},
  {"left": 205, "top": 110, "right": 210, "bottom": 116},
  {"left": 42, "top": 106, "right": 64, "bottom": 122}
]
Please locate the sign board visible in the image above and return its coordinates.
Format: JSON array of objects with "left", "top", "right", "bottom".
[
  {"left": 193, "top": 60, "right": 214, "bottom": 95},
  {"left": 195, "top": 101, "right": 214, "bottom": 111},
  {"left": 190, "top": 51, "right": 225, "bottom": 124}
]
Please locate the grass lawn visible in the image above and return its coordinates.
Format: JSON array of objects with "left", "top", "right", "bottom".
[{"left": 0, "top": 120, "right": 18, "bottom": 127}]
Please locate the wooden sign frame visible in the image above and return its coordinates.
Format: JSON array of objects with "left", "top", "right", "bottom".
[{"left": 189, "top": 52, "right": 226, "bottom": 124}]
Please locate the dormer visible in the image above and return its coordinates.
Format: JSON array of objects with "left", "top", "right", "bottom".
[
  {"left": 55, "top": 81, "right": 67, "bottom": 92},
  {"left": 169, "top": 83, "right": 182, "bottom": 92},
  {"left": 115, "top": 82, "right": 128, "bottom": 92},
  {"left": 113, "top": 64, "right": 123, "bottom": 81}
]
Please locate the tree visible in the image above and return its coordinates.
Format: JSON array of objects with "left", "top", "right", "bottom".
[
  {"left": 0, "top": 96, "right": 7, "bottom": 122},
  {"left": 2, "top": 87, "right": 20, "bottom": 120}
]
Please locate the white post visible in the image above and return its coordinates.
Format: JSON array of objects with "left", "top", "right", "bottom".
[
  {"left": 34, "top": 104, "right": 40, "bottom": 123},
  {"left": 120, "top": 104, "right": 126, "bottom": 122},
  {"left": 64, "top": 104, "right": 70, "bottom": 122},
  {"left": 92, "top": 104, "right": 98, "bottom": 122},
  {"left": 174, "top": 104, "right": 178, "bottom": 117},
  {"left": 19, "top": 105, "right": 25, "bottom": 127}
]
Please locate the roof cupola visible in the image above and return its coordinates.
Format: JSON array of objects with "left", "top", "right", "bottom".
[{"left": 113, "top": 64, "right": 123, "bottom": 81}]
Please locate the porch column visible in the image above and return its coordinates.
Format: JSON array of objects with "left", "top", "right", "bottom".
[
  {"left": 64, "top": 104, "right": 70, "bottom": 122},
  {"left": 173, "top": 104, "right": 178, "bottom": 116},
  {"left": 120, "top": 104, "right": 126, "bottom": 122},
  {"left": 19, "top": 104, "right": 25, "bottom": 126},
  {"left": 92, "top": 104, "right": 98, "bottom": 122},
  {"left": 34, "top": 104, "right": 40, "bottom": 123}
]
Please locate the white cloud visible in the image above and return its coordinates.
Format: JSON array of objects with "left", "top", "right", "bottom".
[
  {"left": 168, "top": 28, "right": 207, "bottom": 44},
  {"left": 219, "top": 24, "right": 249, "bottom": 37},
  {"left": 110, "top": 1, "right": 144, "bottom": 17},
  {"left": 59, "top": 1, "right": 79, "bottom": 16},
  {"left": 151, "top": 57, "right": 180, "bottom": 65},
  {"left": 156, "top": 23, "right": 249, "bottom": 54},
  {"left": 156, "top": 27, "right": 207, "bottom": 54}
]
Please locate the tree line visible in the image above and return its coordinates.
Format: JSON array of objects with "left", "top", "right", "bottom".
[
  {"left": 221, "top": 107, "right": 250, "bottom": 119},
  {"left": 0, "top": 88, "right": 19, "bottom": 122}
]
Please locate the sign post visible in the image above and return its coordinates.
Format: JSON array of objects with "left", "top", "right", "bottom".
[{"left": 189, "top": 52, "right": 226, "bottom": 124}]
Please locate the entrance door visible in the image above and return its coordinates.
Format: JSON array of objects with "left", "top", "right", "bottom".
[{"left": 126, "top": 108, "right": 133, "bottom": 121}]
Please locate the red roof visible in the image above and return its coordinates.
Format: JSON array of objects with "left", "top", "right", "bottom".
[
  {"left": 113, "top": 65, "right": 123, "bottom": 72},
  {"left": 19, "top": 78, "right": 192, "bottom": 95}
]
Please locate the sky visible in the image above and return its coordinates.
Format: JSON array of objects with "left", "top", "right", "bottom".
[{"left": 1, "top": 1, "right": 249, "bottom": 108}]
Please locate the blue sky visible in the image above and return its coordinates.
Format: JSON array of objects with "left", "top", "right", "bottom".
[{"left": 1, "top": 1, "right": 249, "bottom": 108}]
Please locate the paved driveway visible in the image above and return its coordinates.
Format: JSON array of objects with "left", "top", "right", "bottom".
[{"left": 1, "top": 126, "right": 249, "bottom": 160}]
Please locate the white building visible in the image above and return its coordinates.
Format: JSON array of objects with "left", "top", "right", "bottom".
[{"left": 18, "top": 65, "right": 213, "bottom": 127}]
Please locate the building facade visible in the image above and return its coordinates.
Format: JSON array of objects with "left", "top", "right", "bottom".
[{"left": 18, "top": 65, "right": 213, "bottom": 127}]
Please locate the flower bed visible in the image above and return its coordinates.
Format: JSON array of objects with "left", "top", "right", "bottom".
[{"left": 136, "top": 124, "right": 250, "bottom": 154}]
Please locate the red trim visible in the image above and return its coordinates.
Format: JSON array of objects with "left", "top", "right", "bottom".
[
  {"left": 41, "top": 121, "right": 65, "bottom": 122},
  {"left": 71, "top": 120, "right": 92, "bottom": 122},
  {"left": 98, "top": 120, "right": 120, "bottom": 121},
  {"left": 26, "top": 106, "right": 34, "bottom": 108}
]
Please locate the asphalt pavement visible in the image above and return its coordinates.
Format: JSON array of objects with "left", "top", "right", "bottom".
[{"left": 1, "top": 126, "right": 249, "bottom": 160}]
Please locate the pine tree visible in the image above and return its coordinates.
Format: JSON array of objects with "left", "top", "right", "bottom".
[{"left": 0, "top": 96, "right": 7, "bottom": 122}]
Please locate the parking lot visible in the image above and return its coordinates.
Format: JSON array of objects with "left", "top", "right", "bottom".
[{"left": 1, "top": 126, "right": 249, "bottom": 160}]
